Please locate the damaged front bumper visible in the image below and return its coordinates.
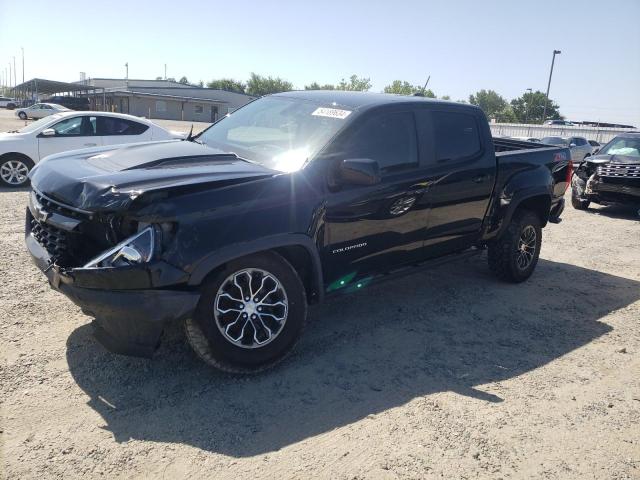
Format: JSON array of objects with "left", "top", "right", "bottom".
[
  {"left": 577, "top": 174, "right": 640, "bottom": 206},
  {"left": 25, "top": 223, "right": 200, "bottom": 358}
]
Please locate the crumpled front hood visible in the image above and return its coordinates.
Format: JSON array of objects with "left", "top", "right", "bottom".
[
  {"left": 586, "top": 153, "right": 640, "bottom": 166},
  {"left": 29, "top": 140, "right": 275, "bottom": 211}
]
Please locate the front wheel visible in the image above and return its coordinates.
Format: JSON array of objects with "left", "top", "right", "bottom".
[
  {"left": 185, "top": 252, "right": 307, "bottom": 373},
  {"left": 0, "top": 156, "right": 33, "bottom": 187},
  {"left": 488, "top": 209, "right": 542, "bottom": 283},
  {"left": 571, "top": 193, "right": 590, "bottom": 210},
  {"left": 18, "top": 111, "right": 27, "bottom": 120}
]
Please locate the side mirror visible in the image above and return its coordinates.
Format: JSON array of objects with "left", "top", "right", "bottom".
[
  {"left": 337, "top": 158, "right": 380, "bottom": 186},
  {"left": 569, "top": 143, "right": 576, "bottom": 148},
  {"left": 41, "top": 128, "right": 56, "bottom": 137}
]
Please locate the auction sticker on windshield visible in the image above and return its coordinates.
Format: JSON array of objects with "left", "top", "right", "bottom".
[{"left": 312, "top": 107, "right": 352, "bottom": 119}]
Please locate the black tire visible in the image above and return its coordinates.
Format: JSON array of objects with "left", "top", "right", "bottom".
[
  {"left": 6, "top": 103, "right": 16, "bottom": 110},
  {"left": 185, "top": 251, "right": 307, "bottom": 373},
  {"left": 571, "top": 191, "right": 590, "bottom": 210},
  {"left": 488, "top": 209, "right": 542, "bottom": 283},
  {"left": 0, "top": 156, "right": 34, "bottom": 188},
  {"left": 18, "top": 111, "right": 27, "bottom": 120}
]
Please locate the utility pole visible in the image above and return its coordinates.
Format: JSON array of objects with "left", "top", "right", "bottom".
[
  {"left": 164, "top": 63, "right": 167, "bottom": 80},
  {"left": 124, "top": 62, "right": 129, "bottom": 89},
  {"left": 8, "top": 62, "right": 12, "bottom": 89},
  {"left": 21, "top": 47, "right": 24, "bottom": 83},
  {"left": 542, "top": 50, "right": 561, "bottom": 123},
  {"left": 525, "top": 88, "right": 533, "bottom": 123}
]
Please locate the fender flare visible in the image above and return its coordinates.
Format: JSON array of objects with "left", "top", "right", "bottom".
[
  {"left": 187, "top": 233, "right": 324, "bottom": 302},
  {"left": 496, "top": 185, "right": 552, "bottom": 238}
]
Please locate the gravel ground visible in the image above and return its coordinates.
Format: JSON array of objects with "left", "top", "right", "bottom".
[{"left": 1, "top": 109, "right": 639, "bottom": 479}]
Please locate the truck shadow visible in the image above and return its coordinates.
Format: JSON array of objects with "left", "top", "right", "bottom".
[
  {"left": 65, "top": 257, "right": 637, "bottom": 457},
  {"left": 587, "top": 204, "right": 640, "bottom": 221}
]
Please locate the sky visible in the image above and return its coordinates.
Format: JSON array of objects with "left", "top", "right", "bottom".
[{"left": 1, "top": 0, "right": 639, "bottom": 125}]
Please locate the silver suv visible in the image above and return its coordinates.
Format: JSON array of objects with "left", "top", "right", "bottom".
[{"left": 541, "top": 136, "right": 592, "bottom": 162}]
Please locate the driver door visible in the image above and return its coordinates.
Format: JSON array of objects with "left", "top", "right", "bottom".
[
  {"left": 38, "top": 115, "right": 101, "bottom": 159},
  {"left": 322, "top": 109, "right": 432, "bottom": 288}
]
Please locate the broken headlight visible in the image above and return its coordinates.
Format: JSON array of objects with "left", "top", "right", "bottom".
[{"left": 83, "top": 226, "right": 156, "bottom": 269}]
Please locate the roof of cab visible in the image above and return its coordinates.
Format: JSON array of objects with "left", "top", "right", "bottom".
[{"left": 271, "top": 90, "right": 479, "bottom": 112}]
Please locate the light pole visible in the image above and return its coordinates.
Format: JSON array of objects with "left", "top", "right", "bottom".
[
  {"left": 542, "top": 50, "right": 561, "bottom": 123},
  {"left": 524, "top": 88, "right": 533, "bottom": 123},
  {"left": 21, "top": 47, "right": 24, "bottom": 83}
]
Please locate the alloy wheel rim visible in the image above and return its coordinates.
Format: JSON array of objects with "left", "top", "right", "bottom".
[
  {"left": 214, "top": 268, "right": 288, "bottom": 349},
  {"left": 0, "top": 160, "right": 29, "bottom": 185},
  {"left": 516, "top": 225, "right": 536, "bottom": 270}
]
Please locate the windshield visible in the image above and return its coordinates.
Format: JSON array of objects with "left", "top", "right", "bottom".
[
  {"left": 599, "top": 136, "right": 640, "bottom": 157},
  {"left": 541, "top": 136, "right": 568, "bottom": 146},
  {"left": 14, "top": 114, "right": 64, "bottom": 134},
  {"left": 197, "top": 96, "right": 351, "bottom": 172}
]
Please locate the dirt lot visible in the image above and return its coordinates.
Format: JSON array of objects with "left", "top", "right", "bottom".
[{"left": 1, "top": 109, "right": 639, "bottom": 479}]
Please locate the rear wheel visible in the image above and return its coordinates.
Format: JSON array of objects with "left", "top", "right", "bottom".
[
  {"left": 18, "top": 111, "right": 27, "bottom": 120},
  {"left": 185, "top": 251, "right": 307, "bottom": 373},
  {"left": 0, "top": 156, "right": 33, "bottom": 187},
  {"left": 488, "top": 209, "right": 542, "bottom": 283}
]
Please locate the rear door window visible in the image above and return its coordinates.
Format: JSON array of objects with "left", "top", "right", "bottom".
[
  {"left": 432, "top": 111, "right": 481, "bottom": 162},
  {"left": 97, "top": 116, "right": 149, "bottom": 136}
]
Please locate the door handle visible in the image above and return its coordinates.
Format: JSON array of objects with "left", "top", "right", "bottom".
[
  {"left": 472, "top": 174, "right": 490, "bottom": 183},
  {"left": 84, "top": 143, "right": 97, "bottom": 147}
]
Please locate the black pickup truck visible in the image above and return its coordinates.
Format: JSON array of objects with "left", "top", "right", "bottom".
[{"left": 25, "top": 91, "right": 571, "bottom": 373}]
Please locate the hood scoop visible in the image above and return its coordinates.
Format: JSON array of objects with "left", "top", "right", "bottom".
[{"left": 136, "top": 154, "right": 242, "bottom": 170}]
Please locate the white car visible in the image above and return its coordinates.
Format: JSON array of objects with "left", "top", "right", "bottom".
[
  {"left": 15, "top": 103, "right": 71, "bottom": 120},
  {"left": 0, "top": 96, "right": 19, "bottom": 109},
  {"left": 0, "top": 111, "right": 184, "bottom": 187}
]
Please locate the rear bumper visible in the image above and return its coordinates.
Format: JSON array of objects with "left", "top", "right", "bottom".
[
  {"left": 548, "top": 197, "right": 565, "bottom": 223},
  {"left": 26, "top": 230, "right": 200, "bottom": 357}
]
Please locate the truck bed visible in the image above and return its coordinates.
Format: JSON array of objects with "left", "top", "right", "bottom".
[{"left": 493, "top": 137, "right": 553, "bottom": 154}]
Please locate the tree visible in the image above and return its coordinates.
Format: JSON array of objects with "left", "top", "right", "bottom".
[
  {"left": 468, "top": 89, "right": 509, "bottom": 120},
  {"left": 383, "top": 80, "right": 423, "bottom": 95},
  {"left": 440, "top": 95, "right": 451, "bottom": 101},
  {"left": 207, "top": 78, "right": 246, "bottom": 94},
  {"left": 179, "top": 76, "right": 189, "bottom": 84},
  {"left": 245, "top": 73, "right": 293, "bottom": 96},
  {"left": 304, "top": 82, "right": 335, "bottom": 90},
  {"left": 336, "top": 75, "right": 371, "bottom": 91},
  {"left": 510, "top": 90, "right": 562, "bottom": 124}
]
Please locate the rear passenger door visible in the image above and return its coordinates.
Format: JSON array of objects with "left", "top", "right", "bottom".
[
  {"left": 415, "top": 108, "right": 496, "bottom": 257},
  {"left": 97, "top": 116, "right": 152, "bottom": 146}
]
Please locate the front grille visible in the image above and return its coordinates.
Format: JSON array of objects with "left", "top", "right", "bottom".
[
  {"left": 597, "top": 164, "right": 640, "bottom": 178},
  {"left": 30, "top": 218, "right": 69, "bottom": 260},
  {"left": 33, "top": 190, "right": 89, "bottom": 219}
]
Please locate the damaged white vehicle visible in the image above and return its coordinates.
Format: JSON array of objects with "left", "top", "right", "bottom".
[{"left": 0, "top": 112, "right": 184, "bottom": 187}]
